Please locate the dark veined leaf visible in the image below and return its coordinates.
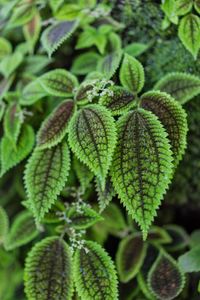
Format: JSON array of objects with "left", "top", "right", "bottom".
[
  {"left": 164, "top": 224, "right": 189, "bottom": 252},
  {"left": 71, "top": 51, "right": 101, "bottom": 75},
  {"left": 154, "top": 72, "right": 200, "bottom": 104},
  {"left": 147, "top": 226, "right": 172, "bottom": 245},
  {"left": 119, "top": 54, "right": 144, "bottom": 94},
  {"left": 116, "top": 233, "right": 147, "bottom": 283},
  {"left": 3, "top": 101, "right": 22, "bottom": 145},
  {"left": 98, "top": 50, "right": 123, "bottom": 80},
  {"left": 0, "top": 206, "right": 9, "bottom": 245},
  {"left": 23, "top": 12, "right": 41, "bottom": 53},
  {"left": 0, "top": 51, "right": 23, "bottom": 78},
  {"left": 5, "top": 211, "right": 38, "bottom": 251},
  {"left": 0, "top": 125, "right": 35, "bottom": 177},
  {"left": 68, "top": 104, "right": 117, "bottom": 187},
  {"left": 178, "top": 245, "right": 200, "bottom": 273},
  {"left": 39, "top": 69, "right": 78, "bottom": 97},
  {"left": 66, "top": 206, "right": 103, "bottom": 229},
  {"left": 194, "top": 0, "right": 200, "bottom": 14},
  {"left": 0, "top": 75, "right": 15, "bottom": 101},
  {"left": 95, "top": 176, "right": 116, "bottom": 212},
  {"left": 140, "top": 91, "right": 188, "bottom": 167},
  {"left": 148, "top": 251, "right": 185, "bottom": 300},
  {"left": 111, "top": 109, "right": 173, "bottom": 239},
  {"left": 0, "top": 37, "right": 12, "bottom": 60},
  {"left": 24, "top": 141, "right": 70, "bottom": 222},
  {"left": 36, "top": 100, "right": 75, "bottom": 150},
  {"left": 24, "top": 237, "right": 73, "bottom": 300},
  {"left": 99, "top": 86, "right": 135, "bottom": 116},
  {"left": 73, "top": 156, "right": 94, "bottom": 192},
  {"left": 74, "top": 240, "right": 118, "bottom": 300},
  {"left": 21, "top": 80, "right": 47, "bottom": 105},
  {"left": 74, "top": 81, "right": 94, "bottom": 105},
  {"left": 41, "top": 20, "right": 78, "bottom": 57},
  {"left": 175, "top": 0, "right": 193, "bottom": 16},
  {"left": 178, "top": 13, "right": 200, "bottom": 59}
]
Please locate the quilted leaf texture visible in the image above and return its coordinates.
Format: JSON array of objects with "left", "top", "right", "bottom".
[
  {"left": 39, "top": 69, "right": 78, "bottom": 97},
  {"left": 148, "top": 251, "right": 185, "bottom": 300},
  {"left": 116, "top": 233, "right": 147, "bottom": 283},
  {"left": 140, "top": 91, "right": 188, "bottom": 167},
  {"left": 24, "top": 237, "right": 73, "bottom": 300},
  {"left": 37, "top": 100, "right": 75, "bottom": 150},
  {"left": 0, "top": 125, "right": 35, "bottom": 177},
  {"left": 0, "top": 206, "right": 9, "bottom": 245},
  {"left": 74, "top": 240, "right": 118, "bottom": 300},
  {"left": 154, "top": 72, "right": 200, "bottom": 104},
  {"left": 99, "top": 85, "right": 135, "bottom": 116},
  {"left": 111, "top": 109, "right": 173, "bottom": 239},
  {"left": 68, "top": 104, "right": 117, "bottom": 187},
  {"left": 41, "top": 20, "right": 78, "bottom": 57},
  {"left": 5, "top": 211, "right": 38, "bottom": 251},
  {"left": 24, "top": 141, "right": 70, "bottom": 222},
  {"left": 95, "top": 176, "right": 116, "bottom": 212}
]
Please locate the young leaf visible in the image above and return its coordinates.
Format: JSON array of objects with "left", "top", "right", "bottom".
[
  {"left": 124, "top": 42, "right": 149, "bottom": 57},
  {"left": 164, "top": 224, "right": 189, "bottom": 252},
  {"left": 95, "top": 176, "right": 116, "bottom": 212},
  {"left": 175, "top": 0, "right": 193, "bottom": 16},
  {"left": 99, "top": 86, "right": 135, "bottom": 116},
  {"left": 24, "top": 237, "right": 73, "bottom": 300},
  {"left": 71, "top": 52, "right": 100, "bottom": 75},
  {"left": 178, "top": 14, "right": 200, "bottom": 59},
  {"left": 21, "top": 80, "right": 47, "bottom": 105},
  {"left": 39, "top": 69, "right": 78, "bottom": 97},
  {"left": 0, "top": 125, "right": 35, "bottom": 176},
  {"left": 5, "top": 211, "right": 38, "bottom": 250},
  {"left": 68, "top": 104, "right": 117, "bottom": 187},
  {"left": 116, "top": 233, "right": 147, "bottom": 283},
  {"left": 24, "top": 141, "right": 70, "bottom": 221},
  {"left": 98, "top": 50, "right": 123, "bottom": 80},
  {"left": 74, "top": 240, "right": 118, "bottom": 300},
  {"left": 41, "top": 20, "right": 78, "bottom": 57},
  {"left": 154, "top": 72, "right": 200, "bottom": 104},
  {"left": 66, "top": 206, "right": 103, "bottom": 229},
  {"left": 0, "top": 51, "right": 23, "bottom": 78},
  {"left": 36, "top": 100, "right": 75, "bottom": 150},
  {"left": 73, "top": 156, "right": 94, "bottom": 192},
  {"left": 119, "top": 54, "right": 145, "bottom": 94},
  {"left": 148, "top": 251, "right": 185, "bottom": 300},
  {"left": 140, "top": 91, "right": 188, "bottom": 167},
  {"left": 178, "top": 245, "right": 200, "bottom": 273},
  {"left": 0, "top": 37, "right": 12, "bottom": 60},
  {"left": 0, "top": 206, "right": 9, "bottom": 245},
  {"left": 3, "top": 102, "right": 22, "bottom": 145},
  {"left": 111, "top": 109, "right": 173, "bottom": 239}
]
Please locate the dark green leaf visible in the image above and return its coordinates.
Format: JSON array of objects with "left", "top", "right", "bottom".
[
  {"left": 71, "top": 52, "right": 100, "bottom": 75},
  {"left": 0, "top": 206, "right": 9, "bottom": 245},
  {"left": 96, "top": 176, "right": 116, "bottom": 212},
  {"left": 164, "top": 224, "right": 189, "bottom": 252}
]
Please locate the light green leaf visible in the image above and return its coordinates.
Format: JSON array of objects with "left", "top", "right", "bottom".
[
  {"left": 0, "top": 51, "right": 23, "bottom": 78},
  {"left": 8, "top": 1, "right": 37, "bottom": 28},
  {"left": 175, "top": 0, "right": 193, "bottom": 16},
  {"left": 71, "top": 52, "right": 100, "bottom": 75},
  {"left": 98, "top": 50, "right": 123, "bottom": 79},
  {"left": 124, "top": 42, "right": 149, "bottom": 57},
  {"left": 21, "top": 80, "right": 47, "bottom": 105},
  {"left": 0, "top": 206, "right": 9, "bottom": 245},
  {"left": 161, "top": 0, "right": 178, "bottom": 24},
  {"left": 178, "top": 245, "right": 200, "bottom": 273},
  {"left": 0, "top": 37, "right": 12, "bottom": 60}
]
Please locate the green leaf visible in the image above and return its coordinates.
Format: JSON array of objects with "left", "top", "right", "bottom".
[
  {"left": 8, "top": 1, "right": 37, "bottom": 28},
  {"left": 161, "top": 0, "right": 178, "bottom": 24},
  {"left": 36, "top": 100, "right": 75, "bottom": 150},
  {"left": 164, "top": 224, "right": 189, "bottom": 252},
  {"left": 66, "top": 206, "right": 103, "bottom": 229},
  {"left": 178, "top": 14, "right": 200, "bottom": 59},
  {"left": 24, "top": 141, "right": 70, "bottom": 222},
  {"left": 41, "top": 20, "right": 78, "bottom": 57},
  {"left": 74, "top": 81, "right": 94, "bottom": 105},
  {"left": 124, "top": 42, "right": 149, "bottom": 57},
  {"left": 148, "top": 251, "right": 185, "bottom": 300},
  {"left": 101, "top": 203, "right": 127, "bottom": 232},
  {"left": 140, "top": 91, "right": 188, "bottom": 167},
  {"left": 0, "top": 51, "right": 23, "bottom": 78},
  {"left": 194, "top": 0, "right": 200, "bottom": 14},
  {"left": 73, "top": 156, "right": 94, "bottom": 192},
  {"left": 0, "top": 206, "right": 9, "bottom": 245},
  {"left": 116, "top": 233, "right": 147, "bottom": 283},
  {"left": 0, "top": 125, "right": 35, "bottom": 176},
  {"left": 175, "top": 0, "right": 193, "bottom": 16},
  {"left": 71, "top": 52, "right": 100, "bottom": 75},
  {"left": 147, "top": 226, "right": 172, "bottom": 245},
  {"left": 190, "top": 230, "right": 200, "bottom": 248},
  {"left": 74, "top": 240, "right": 118, "bottom": 300},
  {"left": 0, "top": 37, "right": 12, "bottom": 60},
  {"left": 98, "top": 50, "right": 123, "bottom": 79},
  {"left": 23, "top": 12, "right": 41, "bottom": 53},
  {"left": 24, "top": 236, "right": 73, "bottom": 300},
  {"left": 178, "top": 245, "right": 200, "bottom": 272},
  {"left": 21, "top": 80, "right": 47, "bottom": 105},
  {"left": 111, "top": 109, "right": 173, "bottom": 239},
  {"left": 95, "top": 176, "right": 116, "bottom": 212},
  {"left": 3, "top": 101, "right": 22, "bottom": 145},
  {"left": 154, "top": 72, "right": 200, "bottom": 104},
  {"left": 68, "top": 104, "right": 117, "bottom": 187},
  {"left": 5, "top": 211, "right": 38, "bottom": 250},
  {"left": 39, "top": 69, "right": 78, "bottom": 97},
  {"left": 99, "top": 86, "right": 135, "bottom": 116},
  {"left": 49, "top": 0, "right": 65, "bottom": 13},
  {"left": 0, "top": 75, "right": 15, "bottom": 102},
  {"left": 119, "top": 54, "right": 145, "bottom": 94}
]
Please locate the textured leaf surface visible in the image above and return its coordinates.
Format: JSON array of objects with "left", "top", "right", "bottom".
[
  {"left": 141, "top": 91, "right": 188, "bottom": 167},
  {"left": 96, "top": 176, "right": 116, "bottom": 212},
  {"left": 24, "top": 141, "right": 70, "bottom": 221},
  {"left": 5, "top": 211, "right": 38, "bottom": 250},
  {"left": 111, "top": 109, "right": 173, "bottom": 238},
  {"left": 68, "top": 104, "right": 116, "bottom": 186},
  {"left": 154, "top": 72, "right": 200, "bottom": 104},
  {"left": 37, "top": 100, "right": 75, "bottom": 149},
  {"left": 98, "top": 50, "right": 122, "bottom": 79},
  {"left": 74, "top": 240, "right": 118, "bottom": 300},
  {"left": 116, "top": 233, "right": 147, "bottom": 283},
  {"left": 24, "top": 237, "right": 73, "bottom": 300},
  {"left": 119, "top": 54, "right": 144, "bottom": 94},
  {"left": 41, "top": 20, "right": 78, "bottom": 56},
  {"left": 39, "top": 69, "right": 78, "bottom": 97},
  {"left": 148, "top": 252, "right": 185, "bottom": 300},
  {"left": 0, "top": 125, "right": 35, "bottom": 176},
  {"left": 178, "top": 14, "right": 200, "bottom": 59},
  {"left": 99, "top": 86, "right": 135, "bottom": 116},
  {"left": 0, "top": 206, "right": 9, "bottom": 245}
]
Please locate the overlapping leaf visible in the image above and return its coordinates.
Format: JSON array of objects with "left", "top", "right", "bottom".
[
  {"left": 24, "top": 237, "right": 73, "bottom": 300},
  {"left": 111, "top": 109, "right": 173, "bottom": 239},
  {"left": 68, "top": 104, "right": 117, "bottom": 187},
  {"left": 140, "top": 91, "right": 188, "bottom": 167},
  {"left": 95, "top": 176, "right": 116, "bottom": 212},
  {"left": 24, "top": 141, "right": 70, "bottom": 221},
  {"left": 74, "top": 240, "right": 118, "bottom": 300},
  {"left": 37, "top": 100, "right": 75, "bottom": 149}
]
